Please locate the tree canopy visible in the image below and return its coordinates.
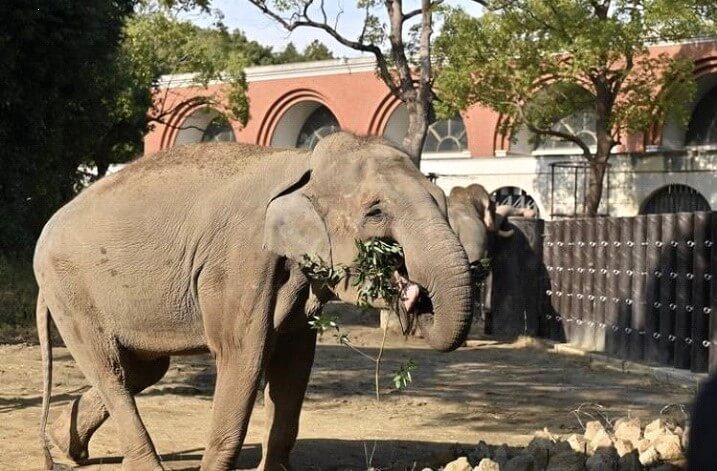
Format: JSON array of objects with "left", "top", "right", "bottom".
[
  {"left": 435, "top": 0, "right": 715, "bottom": 215},
  {"left": 0, "top": 0, "right": 334, "bottom": 254}
]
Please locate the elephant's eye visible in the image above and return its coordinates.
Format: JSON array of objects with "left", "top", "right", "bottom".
[{"left": 364, "top": 202, "right": 384, "bottom": 221}]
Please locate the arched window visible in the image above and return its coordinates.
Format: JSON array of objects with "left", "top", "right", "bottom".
[
  {"left": 175, "top": 108, "right": 234, "bottom": 146},
  {"left": 491, "top": 186, "right": 539, "bottom": 216},
  {"left": 685, "top": 86, "right": 717, "bottom": 147},
  {"left": 201, "top": 117, "right": 235, "bottom": 142},
  {"left": 296, "top": 106, "right": 340, "bottom": 149},
  {"left": 536, "top": 108, "right": 597, "bottom": 151},
  {"left": 640, "top": 184, "right": 711, "bottom": 214},
  {"left": 422, "top": 116, "right": 468, "bottom": 153}
]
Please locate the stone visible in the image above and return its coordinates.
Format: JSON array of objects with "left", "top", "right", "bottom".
[
  {"left": 493, "top": 444, "right": 510, "bottom": 468},
  {"left": 567, "top": 434, "right": 587, "bottom": 454},
  {"left": 614, "top": 417, "right": 642, "bottom": 444},
  {"left": 584, "top": 421, "right": 606, "bottom": 442},
  {"left": 586, "top": 447, "right": 618, "bottom": 471},
  {"left": 547, "top": 451, "right": 584, "bottom": 471},
  {"left": 525, "top": 441, "right": 549, "bottom": 470},
  {"left": 638, "top": 446, "right": 659, "bottom": 467},
  {"left": 468, "top": 441, "right": 492, "bottom": 465},
  {"left": 588, "top": 429, "right": 614, "bottom": 453},
  {"left": 503, "top": 454, "right": 535, "bottom": 471},
  {"left": 644, "top": 418, "right": 667, "bottom": 441},
  {"left": 652, "top": 433, "right": 683, "bottom": 461},
  {"left": 614, "top": 439, "right": 635, "bottom": 457},
  {"left": 618, "top": 450, "right": 643, "bottom": 471},
  {"left": 443, "top": 457, "right": 472, "bottom": 471},
  {"left": 636, "top": 439, "right": 651, "bottom": 453},
  {"left": 651, "top": 464, "right": 683, "bottom": 471},
  {"left": 474, "top": 458, "right": 500, "bottom": 471}
]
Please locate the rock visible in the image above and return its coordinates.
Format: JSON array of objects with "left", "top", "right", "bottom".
[
  {"left": 547, "top": 451, "right": 584, "bottom": 471},
  {"left": 588, "top": 429, "right": 614, "bottom": 453},
  {"left": 503, "top": 454, "right": 535, "bottom": 471},
  {"left": 614, "top": 439, "right": 635, "bottom": 457},
  {"left": 493, "top": 444, "right": 510, "bottom": 468},
  {"left": 585, "top": 421, "right": 606, "bottom": 442},
  {"left": 636, "top": 439, "right": 651, "bottom": 453},
  {"left": 638, "top": 446, "right": 659, "bottom": 467},
  {"left": 525, "top": 441, "right": 549, "bottom": 470},
  {"left": 586, "top": 447, "right": 618, "bottom": 471},
  {"left": 618, "top": 450, "right": 643, "bottom": 471},
  {"left": 443, "top": 457, "right": 472, "bottom": 471},
  {"left": 614, "top": 417, "right": 642, "bottom": 444},
  {"left": 474, "top": 458, "right": 500, "bottom": 471},
  {"left": 567, "top": 434, "right": 587, "bottom": 453},
  {"left": 652, "top": 433, "right": 683, "bottom": 461},
  {"left": 651, "top": 465, "right": 682, "bottom": 471},
  {"left": 468, "top": 441, "right": 492, "bottom": 465},
  {"left": 644, "top": 418, "right": 666, "bottom": 441}
]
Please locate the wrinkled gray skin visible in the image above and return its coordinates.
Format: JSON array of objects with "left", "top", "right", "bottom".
[
  {"left": 34, "top": 132, "right": 473, "bottom": 471},
  {"left": 446, "top": 184, "right": 515, "bottom": 265}
]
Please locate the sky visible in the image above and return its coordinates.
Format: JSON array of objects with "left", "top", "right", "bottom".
[{"left": 185, "top": 0, "right": 485, "bottom": 57}]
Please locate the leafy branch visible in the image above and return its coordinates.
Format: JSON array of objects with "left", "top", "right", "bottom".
[{"left": 301, "top": 238, "right": 416, "bottom": 401}]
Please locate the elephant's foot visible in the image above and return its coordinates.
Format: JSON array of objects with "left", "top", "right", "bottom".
[
  {"left": 48, "top": 412, "right": 89, "bottom": 464},
  {"left": 121, "top": 452, "right": 165, "bottom": 471}
]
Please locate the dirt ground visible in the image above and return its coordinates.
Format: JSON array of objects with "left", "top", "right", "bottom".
[{"left": 0, "top": 304, "right": 699, "bottom": 470}]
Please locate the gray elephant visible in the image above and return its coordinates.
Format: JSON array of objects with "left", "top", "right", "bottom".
[{"left": 34, "top": 132, "right": 473, "bottom": 471}]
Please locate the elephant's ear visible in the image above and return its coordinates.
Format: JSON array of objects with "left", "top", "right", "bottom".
[
  {"left": 425, "top": 181, "right": 448, "bottom": 218},
  {"left": 263, "top": 169, "right": 332, "bottom": 264}
]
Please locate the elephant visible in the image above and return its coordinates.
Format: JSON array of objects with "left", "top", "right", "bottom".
[
  {"left": 446, "top": 185, "right": 537, "bottom": 320},
  {"left": 33, "top": 132, "right": 473, "bottom": 471}
]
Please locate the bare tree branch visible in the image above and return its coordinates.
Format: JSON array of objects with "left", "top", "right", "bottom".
[{"left": 246, "top": 0, "right": 401, "bottom": 96}]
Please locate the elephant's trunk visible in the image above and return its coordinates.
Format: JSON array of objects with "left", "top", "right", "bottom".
[{"left": 394, "top": 217, "right": 473, "bottom": 352}]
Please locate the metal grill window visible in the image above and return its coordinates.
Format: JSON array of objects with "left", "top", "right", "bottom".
[
  {"left": 491, "top": 186, "right": 539, "bottom": 215},
  {"left": 640, "top": 184, "right": 711, "bottom": 214},
  {"left": 296, "top": 106, "right": 340, "bottom": 149},
  {"left": 201, "top": 117, "right": 236, "bottom": 142}
]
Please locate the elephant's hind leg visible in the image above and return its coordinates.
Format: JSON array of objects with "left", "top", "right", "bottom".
[
  {"left": 49, "top": 356, "right": 170, "bottom": 464},
  {"left": 51, "top": 310, "right": 165, "bottom": 471},
  {"left": 258, "top": 323, "right": 317, "bottom": 471}
]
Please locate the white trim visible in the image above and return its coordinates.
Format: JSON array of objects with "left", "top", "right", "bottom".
[
  {"left": 158, "top": 57, "right": 378, "bottom": 88},
  {"left": 245, "top": 57, "right": 376, "bottom": 82},
  {"left": 422, "top": 150, "right": 472, "bottom": 160},
  {"left": 531, "top": 146, "right": 597, "bottom": 156}
]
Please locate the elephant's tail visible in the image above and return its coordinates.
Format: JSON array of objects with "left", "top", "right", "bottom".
[{"left": 36, "top": 292, "right": 54, "bottom": 470}]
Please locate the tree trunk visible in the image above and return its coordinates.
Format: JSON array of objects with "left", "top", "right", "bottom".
[
  {"left": 401, "top": 100, "right": 431, "bottom": 168},
  {"left": 585, "top": 157, "right": 607, "bottom": 216},
  {"left": 584, "top": 78, "right": 615, "bottom": 216}
]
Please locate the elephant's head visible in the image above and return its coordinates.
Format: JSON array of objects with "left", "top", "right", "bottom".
[
  {"left": 264, "top": 132, "right": 472, "bottom": 352},
  {"left": 446, "top": 185, "right": 514, "bottom": 265}
]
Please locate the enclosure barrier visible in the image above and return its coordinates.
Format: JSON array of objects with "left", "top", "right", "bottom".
[{"left": 539, "top": 211, "right": 717, "bottom": 373}]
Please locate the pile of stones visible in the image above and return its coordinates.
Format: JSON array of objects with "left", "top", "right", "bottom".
[{"left": 427, "top": 418, "right": 688, "bottom": 471}]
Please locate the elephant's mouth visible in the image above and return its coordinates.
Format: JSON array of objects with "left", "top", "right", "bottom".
[{"left": 393, "top": 271, "right": 432, "bottom": 336}]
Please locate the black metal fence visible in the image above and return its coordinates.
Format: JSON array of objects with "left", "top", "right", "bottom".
[{"left": 540, "top": 212, "right": 717, "bottom": 373}]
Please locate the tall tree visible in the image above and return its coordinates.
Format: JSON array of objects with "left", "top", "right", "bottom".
[
  {"left": 246, "top": 0, "right": 487, "bottom": 166},
  {"left": 435, "top": 0, "right": 715, "bottom": 216},
  {"left": 0, "top": 0, "right": 135, "bottom": 253}
]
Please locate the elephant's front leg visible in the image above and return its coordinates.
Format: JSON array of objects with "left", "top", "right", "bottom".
[
  {"left": 258, "top": 323, "right": 317, "bottom": 471},
  {"left": 200, "top": 348, "right": 264, "bottom": 471}
]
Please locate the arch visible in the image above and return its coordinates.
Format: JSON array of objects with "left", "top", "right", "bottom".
[
  {"left": 507, "top": 83, "right": 595, "bottom": 155},
  {"left": 269, "top": 101, "right": 340, "bottom": 149},
  {"left": 173, "top": 107, "right": 235, "bottom": 146},
  {"left": 639, "top": 184, "right": 711, "bottom": 214},
  {"left": 651, "top": 56, "right": 717, "bottom": 150},
  {"left": 381, "top": 103, "right": 470, "bottom": 155},
  {"left": 257, "top": 89, "right": 339, "bottom": 147},
  {"left": 490, "top": 186, "right": 540, "bottom": 217}
]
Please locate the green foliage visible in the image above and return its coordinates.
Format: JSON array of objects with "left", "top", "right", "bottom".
[
  {"left": 435, "top": 1, "right": 710, "bottom": 145},
  {"left": 392, "top": 359, "right": 417, "bottom": 389},
  {"left": 0, "top": 0, "right": 135, "bottom": 254},
  {"left": 307, "top": 313, "right": 340, "bottom": 336},
  {"left": 352, "top": 239, "right": 405, "bottom": 307},
  {"left": 0, "top": 255, "right": 38, "bottom": 330}
]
